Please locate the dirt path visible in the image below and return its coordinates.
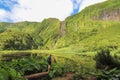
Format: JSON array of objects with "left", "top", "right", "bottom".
[{"left": 53, "top": 73, "right": 73, "bottom": 80}]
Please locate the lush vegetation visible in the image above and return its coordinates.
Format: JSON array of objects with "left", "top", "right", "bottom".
[
  {"left": 0, "top": 0, "right": 120, "bottom": 80},
  {"left": 0, "top": 49, "right": 120, "bottom": 80},
  {"left": 71, "top": 48, "right": 120, "bottom": 80},
  {"left": 0, "top": 52, "right": 80, "bottom": 80}
]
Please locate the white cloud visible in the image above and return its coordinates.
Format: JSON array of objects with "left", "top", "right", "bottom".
[
  {"left": 0, "top": 9, "right": 10, "bottom": 21},
  {"left": 0, "top": 0, "right": 107, "bottom": 22},
  {"left": 10, "top": 0, "right": 73, "bottom": 22},
  {"left": 79, "top": 0, "right": 106, "bottom": 11},
  {"left": 0, "top": 9, "right": 6, "bottom": 17}
]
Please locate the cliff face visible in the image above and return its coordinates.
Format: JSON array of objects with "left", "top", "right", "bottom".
[{"left": 99, "top": 9, "right": 120, "bottom": 21}]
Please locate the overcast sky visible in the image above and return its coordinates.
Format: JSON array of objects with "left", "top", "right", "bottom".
[{"left": 0, "top": 0, "right": 106, "bottom": 22}]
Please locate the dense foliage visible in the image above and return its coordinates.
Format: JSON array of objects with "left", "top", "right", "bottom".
[
  {"left": 0, "top": 52, "right": 79, "bottom": 80},
  {"left": 0, "top": 54, "right": 48, "bottom": 80},
  {"left": 71, "top": 49, "right": 120, "bottom": 80},
  {"left": 0, "top": 31, "right": 36, "bottom": 50},
  {"left": 94, "top": 48, "right": 120, "bottom": 69}
]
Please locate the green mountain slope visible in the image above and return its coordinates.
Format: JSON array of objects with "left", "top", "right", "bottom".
[
  {"left": 55, "top": 0, "right": 120, "bottom": 50},
  {"left": 0, "top": 0, "right": 120, "bottom": 51}
]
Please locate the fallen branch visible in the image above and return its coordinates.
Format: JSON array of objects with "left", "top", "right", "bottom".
[{"left": 23, "top": 71, "right": 49, "bottom": 79}]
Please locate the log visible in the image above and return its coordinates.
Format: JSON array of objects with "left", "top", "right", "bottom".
[{"left": 23, "top": 72, "right": 49, "bottom": 79}]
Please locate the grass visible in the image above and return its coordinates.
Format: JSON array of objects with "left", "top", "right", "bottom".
[
  {"left": 1, "top": 47, "right": 119, "bottom": 78},
  {"left": 0, "top": 48, "right": 96, "bottom": 69},
  {"left": 0, "top": 46, "right": 119, "bottom": 67}
]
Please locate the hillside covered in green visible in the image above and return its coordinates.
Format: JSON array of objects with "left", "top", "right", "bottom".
[{"left": 0, "top": 0, "right": 120, "bottom": 51}]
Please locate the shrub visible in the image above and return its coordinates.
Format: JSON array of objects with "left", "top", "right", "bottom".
[
  {"left": 94, "top": 48, "right": 120, "bottom": 69},
  {"left": 89, "top": 68, "right": 120, "bottom": 79}
]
